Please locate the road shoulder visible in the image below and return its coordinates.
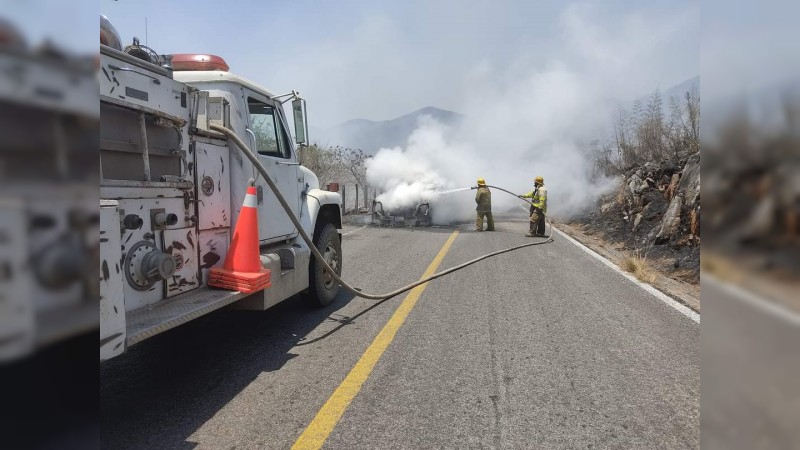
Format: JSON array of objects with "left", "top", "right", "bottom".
[{"left": 556, "top": 222, "right": 700, "bottom": 313}]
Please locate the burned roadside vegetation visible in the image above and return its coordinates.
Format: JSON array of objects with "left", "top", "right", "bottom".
[
  {"left": 571, "top": 86, "right": 701, "bottom": 284},
  {"left": 703, "top": 101, "right": 800, "bottom": 285},
  {"left": 574, "top": 155, "right": 701, "bottom": 284}
]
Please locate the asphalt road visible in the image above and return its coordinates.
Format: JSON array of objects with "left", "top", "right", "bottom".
[
  {"left": 701, "top": 277, "right": 800, "bottom": 449},
  {"left": 100, "top": 216, "right": 699, "bottom": 449}
]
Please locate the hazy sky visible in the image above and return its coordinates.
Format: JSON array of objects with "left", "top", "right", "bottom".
[
  {"left": 3, "top": 0, "right": 96, "bottom": 54},
  {"left": 96, "top": 0, "right": 699, "bottom": 128}
]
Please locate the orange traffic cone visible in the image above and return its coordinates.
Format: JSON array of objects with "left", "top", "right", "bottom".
[{"left": 208, "top": 186, "right": 271, "bottom": 293}]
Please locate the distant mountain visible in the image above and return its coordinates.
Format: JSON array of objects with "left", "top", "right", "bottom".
[
  {"left": 623, "top": 76, "right": 699, "bottom": 114},
  {"left": 703, "top": 76, "right": 800, "bottom": 129},
  {"left": 663, "top": 76, "right": 700, "bottom": 101},
  {"left": 310, "top": 78, "right": 700, "bottom": 152},
  {"left": 310, "top": 106, "right": 464, "bottom": 154}
]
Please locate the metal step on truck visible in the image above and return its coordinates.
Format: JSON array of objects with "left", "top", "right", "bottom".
[{"left": 99, "top": 16, "right": 343, "bottom": 361}]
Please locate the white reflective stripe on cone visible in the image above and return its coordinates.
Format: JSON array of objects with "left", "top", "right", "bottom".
[{"left": 243, "top": 193, "right": 258, "bottom": 208}]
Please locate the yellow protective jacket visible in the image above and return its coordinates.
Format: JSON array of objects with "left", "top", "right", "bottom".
[
  {"left": 475, "top": 186, "right": 492, "bottom": 213},
  {"left": 521, "top": 185, "right": 547, "bottom": 214}
]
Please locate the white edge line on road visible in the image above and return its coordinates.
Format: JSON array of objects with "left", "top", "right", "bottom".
[
  {"left": 704, "top": 275, "right": 800, "bottom": 325},
  {"left": 342, "top": 225, "right": 368, "bottom": 236},
  {"left": 553, "top": 227, "right": 700, "bottom": 324}
]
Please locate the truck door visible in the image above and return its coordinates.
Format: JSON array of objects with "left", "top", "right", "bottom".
[{"left": 246, "top": 96, "right": 301, "bottom": 241}]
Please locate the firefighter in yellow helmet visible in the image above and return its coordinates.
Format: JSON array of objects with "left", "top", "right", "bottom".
[
  {"left": 519, "top": 176, "right": 547, "bottom": 237},
  {"left": 475, "top": 178, "right": 494, "bottom": 231}
]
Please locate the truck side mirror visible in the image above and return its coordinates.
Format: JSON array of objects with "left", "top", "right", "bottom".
[{"left": 292, "top": 98, "right": 308, "bottom": 146}]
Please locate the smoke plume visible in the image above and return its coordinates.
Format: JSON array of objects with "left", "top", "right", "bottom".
[{"left": 366, "top": 4, "right": 696, "bottom": 224}]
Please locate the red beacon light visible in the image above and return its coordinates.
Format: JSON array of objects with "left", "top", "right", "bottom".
[{"left": 170, "top": 53, "right": 229, "bottom": 72}]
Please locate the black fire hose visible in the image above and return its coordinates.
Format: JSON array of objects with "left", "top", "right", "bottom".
[{"left": 211, "top": 124, "right": 553, "bottom": 300}]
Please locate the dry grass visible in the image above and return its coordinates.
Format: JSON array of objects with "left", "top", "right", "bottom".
[
  {"left": 701, "top": 253, "right": 745, "bottom": 284},
  {"left": 673, "top": 268, "right": 699, "bottom": 283},
  {"left": 700, "top": 254, "right": 717, "bottom": 273},
  {"left": 622, "top": 252, "right": 658, "bottom": 284}
]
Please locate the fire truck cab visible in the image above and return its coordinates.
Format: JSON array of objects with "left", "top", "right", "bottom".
[{"left": 99, "top": 17, "right": 342, "bottom": 361}]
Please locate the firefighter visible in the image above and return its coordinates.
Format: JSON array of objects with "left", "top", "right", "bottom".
[
  {"left": 519, "top": 176, "right": 547, "bottom": 237},
  {"left": 475, "top": 178, "right": 494, "bottom": 231}
]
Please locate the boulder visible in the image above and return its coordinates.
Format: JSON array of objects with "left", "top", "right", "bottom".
[
  {"left": 641, "top": 191, "right": 668, "bottom": 221},
  {"left": 678, "top": 153, "right": 700, "bottom": 207},
  {"left": 632, "top": 213, "right": 643, "bottom": 231},
  {"left": 665, "top": 173, "right": 681, "bottom": 200},
  {"left": 739, "top": 196, "right": 776, "bottom": 241},
  {"left": 655, "top": 192, "right": 684, "bottom": 244},
  {"left": 628, "top": 173, "right": 643, "bottom": 195},
  {"left": 628, "top": 173, "right": 650, "bottom": 196}
]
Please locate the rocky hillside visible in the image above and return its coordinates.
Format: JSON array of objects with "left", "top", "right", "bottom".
[{"left": 571, "top": 154, "right": 700, "bottom": 284}]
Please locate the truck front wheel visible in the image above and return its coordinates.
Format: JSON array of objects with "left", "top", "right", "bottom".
[{"left": 308, "top": 222, "right": 342, "bottom": 306}]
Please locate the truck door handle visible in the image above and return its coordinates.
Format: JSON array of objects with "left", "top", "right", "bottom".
[
  {"left": 245, "top": 128, "right": 257, "bottom": 153},
  {"left": 108, "top": 64, "right": 162, "bottom": 85},
  {"left": 276, "top": 161, "right": 300, "bottom": 166}
]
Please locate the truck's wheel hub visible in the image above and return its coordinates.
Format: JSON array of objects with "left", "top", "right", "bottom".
[
  {"left": 124, "top": 240, "right": 177, "bottom": 290},
  {"left": 322, "top": 243, "right": 339, "bottom": 289}
]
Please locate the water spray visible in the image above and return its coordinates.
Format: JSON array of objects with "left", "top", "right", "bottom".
[
  {"left": 435, "top": 187, "right": 473, "bottom": 196},
  {"left": 211, "top": 123, "right": 554, "bottom": 301}
]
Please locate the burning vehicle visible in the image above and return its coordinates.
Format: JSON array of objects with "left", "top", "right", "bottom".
[{"left": 372, "top": 200, "right": 431, "bottom": 227}]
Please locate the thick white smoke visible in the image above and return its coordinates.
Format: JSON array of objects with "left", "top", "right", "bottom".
[
  {"left": 365, "top": 4, "right": 696, "bottom": 224},
  {"left": 365, "top": 68, "right": 613, "bottom": 224}
]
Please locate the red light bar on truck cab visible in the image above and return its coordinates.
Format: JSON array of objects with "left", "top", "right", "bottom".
[{"left": 171, "top": 53, "right": 229, "bottom": 72}]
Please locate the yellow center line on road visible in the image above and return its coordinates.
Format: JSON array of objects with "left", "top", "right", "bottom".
[{"left": 292, "top": 230, "right": 460, "bottom": 450}]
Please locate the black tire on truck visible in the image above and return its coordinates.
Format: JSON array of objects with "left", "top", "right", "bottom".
[{"left": 307, "top": 222, "right": 342, "bottom": 307}]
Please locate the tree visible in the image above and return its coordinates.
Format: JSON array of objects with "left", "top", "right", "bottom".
[
  {"left": 685, "top": 86, "right": 700, "bottom": 154},
  {"left": 297, "top": 144, "right": 339, "bottom": 187},
  {"left": 665, "top": 86, "right": 700, "bottom": 160},
  {"left": 606, "top": 87, "right": 700, "bottom": 175},
  {"left": 588, "top": 138, "right": 616, "bottom": 179},
  {"left": 614, "top": 106, "right": 636, "bottom": 169},
  {"left": 642, "top": 88, "right": 666, "bottom": 161},
  {"left": 332, "top": 146, "right": 370, "bottom": 208}
]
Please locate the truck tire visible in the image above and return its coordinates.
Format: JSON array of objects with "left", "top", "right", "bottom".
[{"left": 308, "top": 222, "right": 342, "bottom": 307}]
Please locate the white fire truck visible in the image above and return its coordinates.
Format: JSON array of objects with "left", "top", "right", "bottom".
[
  {"left": 0, "top": 29, "right": 97, "bottom": 362},
  {"left": 99, "top": 16, "right": 343, "bottom": 361}
]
